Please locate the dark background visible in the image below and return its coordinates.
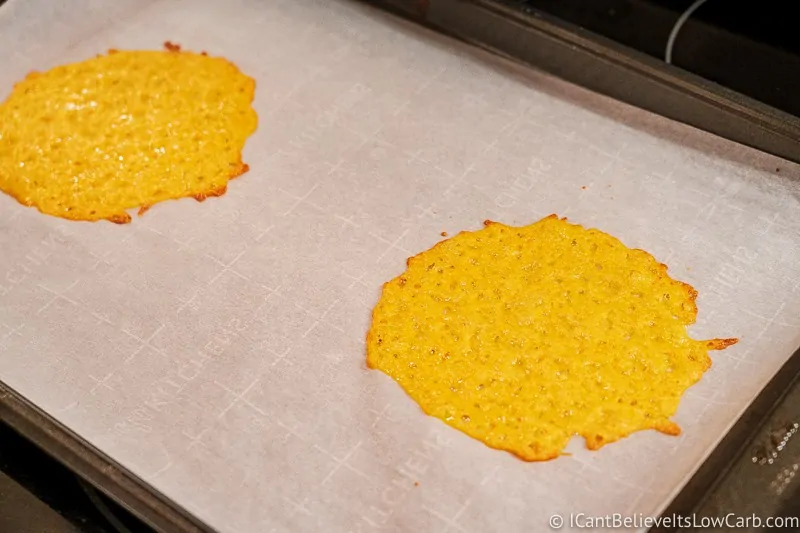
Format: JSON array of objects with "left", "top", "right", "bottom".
[
  {"left": 512, "top": 0, "right": 800, "bottom": 118},
  {"left": 0, "top": 422, "right": 156, "bottom": 532}
]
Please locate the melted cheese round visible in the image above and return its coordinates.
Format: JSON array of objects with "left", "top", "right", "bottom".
[
  {"left": 0, "top": 43, "right": 257, "bottom": 223},
  {"left": 367, "top": 215, "right": 737, "bottom": 461}
]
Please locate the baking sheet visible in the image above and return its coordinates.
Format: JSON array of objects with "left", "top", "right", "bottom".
[{"left": 1, "top": 0, "right": 800, "bottom": 531}]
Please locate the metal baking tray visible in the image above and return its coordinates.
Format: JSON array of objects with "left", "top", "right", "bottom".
[
  {"left": 1, "top": 1, "right": 798, "bottom": 531},
  {"left": 0, "top": 381, "right": 210, "bottom": 532},
  {"left": 373, "top": 0, "right": 800, "bottom": 165}
]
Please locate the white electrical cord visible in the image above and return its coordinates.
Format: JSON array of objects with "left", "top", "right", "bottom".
[{"left": 665, "top": 0, "right": 711, "bottom": 64}]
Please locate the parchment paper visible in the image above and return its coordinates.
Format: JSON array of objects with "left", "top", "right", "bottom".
[{"left": 2, "top": 1, "right": 800, "bottom": 531}]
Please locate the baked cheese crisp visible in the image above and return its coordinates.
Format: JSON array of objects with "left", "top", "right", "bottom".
[
  {"left": 367, "top": 215, "right": 737, "bottom": 461},
  {"left": 0, "top": 42, "right": 257, "bottom": 223}
]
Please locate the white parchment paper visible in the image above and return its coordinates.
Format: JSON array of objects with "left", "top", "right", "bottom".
[{"left": 2, "top": 1, "right": 800, "bottom": 531}]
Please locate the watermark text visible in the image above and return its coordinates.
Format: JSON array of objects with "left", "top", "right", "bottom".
[{"left": 548, "top": 513, "right": 799, "bottom": 529}]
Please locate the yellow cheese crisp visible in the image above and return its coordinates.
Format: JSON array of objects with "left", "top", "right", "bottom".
[
  {"left": 367, "top": 215, "right": 737, "bottom": 461},
  {"left": 0, "top": 42, "right": 257, "bottom": 223}
]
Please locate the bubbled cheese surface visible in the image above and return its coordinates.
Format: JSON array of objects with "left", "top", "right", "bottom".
[
  {"left": 366, "top": 215, "right": 737, "bottom": 461},
  {"left": 0, "top": 43, "right": 257, "bottom": 223}
]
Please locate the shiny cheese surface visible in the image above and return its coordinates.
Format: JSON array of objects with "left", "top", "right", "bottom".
[
  {"left": 366, "top": 215, "right": 737, "bottom": 461},
  {"left": 0, "top": 43, "right": 257, "bottom": 223}
]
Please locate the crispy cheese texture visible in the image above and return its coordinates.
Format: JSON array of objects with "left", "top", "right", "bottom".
[
  {"left": 0, "top": 42, "right": 257, "bottom": 223},
  {"left": 367, "top": 215, "right": 737, "bottom": 461}
]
